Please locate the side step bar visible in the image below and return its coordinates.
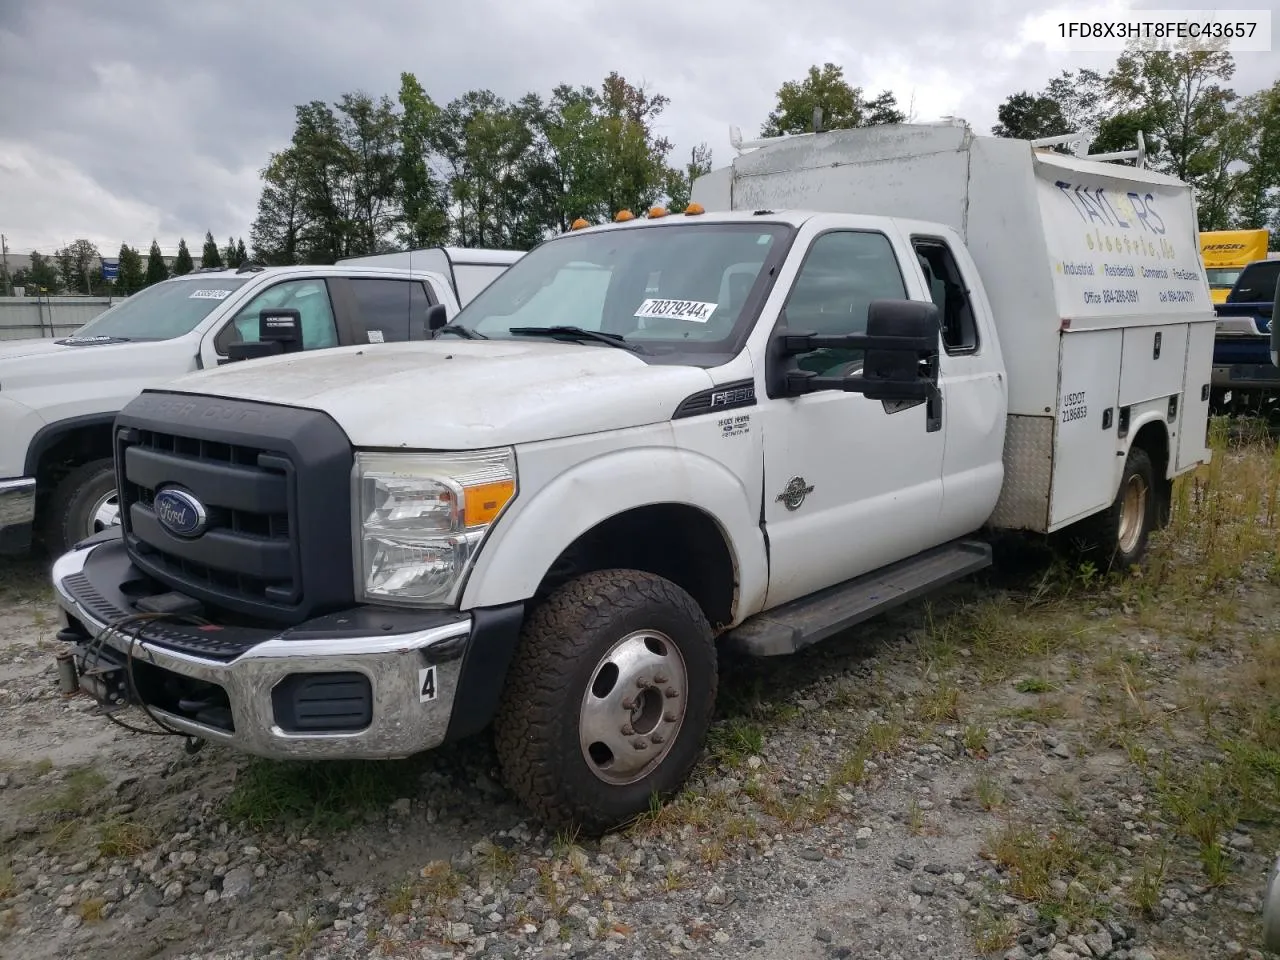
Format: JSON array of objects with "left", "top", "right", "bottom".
[{"left": 724, "top": 538, "right": 992, "bottom": 657}]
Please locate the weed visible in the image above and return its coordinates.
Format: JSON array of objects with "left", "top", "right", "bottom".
[
  {"left": 906, "top": 799, "right": 925, "bottom": 836},
  {"left": 1015, "top": 677, "right": 1058, "bottom": 694},
  {"left": 0, "top": 864, "right": 13, "bottom": 901},
  {"left": 77, "top": 899, "right": 105, "bottom": 923},
  {"left": 975, "top": 774, "right": 1005, "bottom": 811},
  {"left": 98, "top": 820, "right": 157, "bottom": 859},
  {"left": 706, "top": 718, "right": 765, "bottom": 768},
  {"left": 971, "top": 907, "right": 1017, "bottom": 953},
  {"left": 1128, "top": 848, "right": 1170, "bottom": 918},
  {"left": 962, "top": 722, "right": 990, "bottom": 756},
  {"left": 984, "top": 823, "right": 1083, "bottom": 902}
]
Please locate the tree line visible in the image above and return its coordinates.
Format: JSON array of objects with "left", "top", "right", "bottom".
[
  {"left": 9, "top": 40, "right": 1280, "bottom": 297},
  {"left": 11, "top": 231, "right": 248, "bottom": 297},
  {"left": 247, "top": 47, "right": 1277, "bottom": 263}
]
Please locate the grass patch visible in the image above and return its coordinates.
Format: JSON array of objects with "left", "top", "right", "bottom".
[
  {"left": 1015, "top": 677, "right": 1058, "bottom": 694},
  {"left": 0, "top": 863, "right": 14, "bottom": 901},
  {"left": 25, "top": 767, "right": 108, "bottom": 817},
  {"left": 98, "top": 820, "right": 158, "bottom": 859},
  {"left": 382, "top": 860, "right": 463, "bottom": 918},
  {"left": 971, "top": 907, "right": 1017, "bottom": 953},
  {"left": 223, "top": 758, "right": 429, "bottom": 831},
  {"left": 706, "top": 718, "right": 764, "bottom": 768},
  {"left": 0, "top": 557, "right": 54, "bottom": 606}
]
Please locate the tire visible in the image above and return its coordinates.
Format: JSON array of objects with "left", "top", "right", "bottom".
[
  {"left": 493, "top": 569, "right": 717, "bottom": 834},
  {"left": 41, "top": 459, "right": 120, "bottom": 557},
  {"left": 1071, "top": 446, "right": 1158, "bottom": 572}
]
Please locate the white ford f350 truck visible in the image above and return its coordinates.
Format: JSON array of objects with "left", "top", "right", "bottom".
[
  {"left": 0, "top": 248, "right": 521, "bottom": 557},
  {"left": 50, "top": 122, "right": 1214, "bottom": 832}
]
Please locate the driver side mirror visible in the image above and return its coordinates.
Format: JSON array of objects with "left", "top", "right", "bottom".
[
  {"left": 774, "top": 299, "right": 940, "bottom": 400},
  {"left": 224, "top": 308, "right": 304, "bottom": 363}
]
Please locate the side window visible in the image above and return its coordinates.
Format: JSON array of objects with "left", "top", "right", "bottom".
[
  {"left": 784, "top": 231, "right": 907, "bottom": 376},
  {"left": 215, "top": 279, "right": 338, "bottom": 355},
  {"left": 348, "top": 279, "right": 431, "bottom": 343},
  {"left": 911, "top": 238, "right": 979, "bottom": 354}
]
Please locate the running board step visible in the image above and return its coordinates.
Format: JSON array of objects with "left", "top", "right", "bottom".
[{"left": 724, "top": 539, "right": 992, "bottom": 657}]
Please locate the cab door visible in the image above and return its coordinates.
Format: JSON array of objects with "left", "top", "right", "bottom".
[{"left": 754, "top": 220, "right": 947, "bottom": 608}]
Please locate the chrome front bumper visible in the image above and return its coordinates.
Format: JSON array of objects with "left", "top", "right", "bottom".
[
  {"left": 51, "top": 541, "right": 473, "bottom": 761},
  {"left": 0, "top": 476, "right": 37, "bottom": 553}
]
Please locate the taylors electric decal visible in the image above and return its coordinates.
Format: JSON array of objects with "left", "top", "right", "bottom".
[{"left": 1038, "top": 172, "right": 1209, "bottom": 319}]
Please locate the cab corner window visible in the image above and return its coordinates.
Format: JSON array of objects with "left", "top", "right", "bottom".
[
  {"left": 911, "top": 238, "right": 978, "bottom": 354},
  {"left": 784, "top": 230, "right": 907, "bottom": 377},
  {"left": 215, "top": 279, "right": 338, "bottom": 355},
  {"left": 349, "top": 278, "right": 431, "bottom": 343}
]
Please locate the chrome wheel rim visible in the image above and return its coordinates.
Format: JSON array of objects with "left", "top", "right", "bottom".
[
  {"left": 579, "top": 629, "right": 687, "bottom": 786},
  {"left": 88, "top": 491, "right": 121, "bottom": 535},
  {"left": 1117, "top": 473, "right": 1148, "bottom": 555}
]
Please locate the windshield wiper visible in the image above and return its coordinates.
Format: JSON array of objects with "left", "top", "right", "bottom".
[
  {"left": 432, "top": 323, "right": 486, "bottom": 340},
  {"left": 508, "top": 326, "right": 640, "bottom": 352}
]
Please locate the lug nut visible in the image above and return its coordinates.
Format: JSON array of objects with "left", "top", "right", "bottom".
[
  {"left": 664, "top": 712, "right": 679, "bottom": 723},
  {"left": 654, "top": 674, "right": 668, "bottom": 684},
  {"left": 620, "top": 723, "right": 634, "bottom": 736},
  {"left": 664, "top": 687, "right": 679, "bottom": 698},
  {"left": 651, "top": 733, "right": 665, "bottom": 744},
  {"left": 621, "top": 696, "right": 635, "bottom": 710},
  {"left": 635, "top": 677, "right": 648, "bottom": 688},
  {"left": 632, "top": 739, "right": 649, "bottom": 750}
]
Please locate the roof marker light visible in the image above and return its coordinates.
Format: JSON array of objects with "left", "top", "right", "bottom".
[
  {"left": 684, "top": 202, "right": 705, "bottom": 215},
  {"left": 649, "top": 206, "right": 668, "bottom": 218},
  {"left": 570, "top": 218, "right": 589, "bottom": 230},
  {"left": 615, "top": 209, "right": 636, "bottom": 222}
]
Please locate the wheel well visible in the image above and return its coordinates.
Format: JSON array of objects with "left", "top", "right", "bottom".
[
  {"left": 535, "top": 504, "right": 738, "bottom": 631},
  {"left": 1131, "top": 420, "right": 1172, "bottom": 523},
  {"left": 32, "top": 422, "right": 114, "bottom": 507},
  {"left": 1131, "top": 420, "right": 1170, "bottom": 479}
]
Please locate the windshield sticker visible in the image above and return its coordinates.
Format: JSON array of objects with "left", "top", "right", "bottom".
[
  {"left": 367, "top": 329, "right": 385, "bottom": 343},
  {"left": 188, "top": 289, "right": 233, "bottom": 300},
  {"left": 634, "top": 298, "right": 718, "bottom": 323}
]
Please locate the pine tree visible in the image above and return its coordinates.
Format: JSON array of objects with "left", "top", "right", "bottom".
[
  {"left": 173, "top": 239, "right": 194, "bottom": 275},
  {"left": 201, "top": 231, "right": 223, "bottom": 269},
  {"left": 144, "top": 240, "right": 169, "bottom": 287},
  {"left": 117, "top": 244, "right": 145, "bottom": 295},
  {"left": 235, "top": 237, "right": 248, "bottom": 266}
]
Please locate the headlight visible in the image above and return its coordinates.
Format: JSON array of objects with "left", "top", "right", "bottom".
[{"left": 352, "top": 448, "right": 516, "bottom": 605}]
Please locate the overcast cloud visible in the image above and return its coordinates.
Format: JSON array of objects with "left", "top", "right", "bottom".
[{"left": 0, "top": 0, "right": 1275, "bottom": 255}]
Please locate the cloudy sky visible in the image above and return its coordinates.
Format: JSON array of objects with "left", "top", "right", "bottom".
[{"left": 0, "top": 0, "right": 1275, "bottom": 256}]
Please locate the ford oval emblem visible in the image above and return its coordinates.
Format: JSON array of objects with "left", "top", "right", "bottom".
[{"left": 153, "top": 487, "right": 209, "bottom": 538}]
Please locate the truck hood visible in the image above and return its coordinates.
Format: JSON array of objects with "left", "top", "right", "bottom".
[
  {"left": 155, "top": 339, "right": 717, "bottom": 448},
  {"left": 0, "top": 337, "right": 200, "bottom": 411}
]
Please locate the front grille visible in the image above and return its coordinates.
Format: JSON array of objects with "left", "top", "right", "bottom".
[
  {"left": 114, "top": 391, "right": 356, "bottom": 627},
  {"left": 119, "top": 428, "right": 300, "bottom": 608}
]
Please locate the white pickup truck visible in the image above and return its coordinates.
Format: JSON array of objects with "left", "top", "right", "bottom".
[
  {"left": 49, "top": 122, "right": 1214, "bottom": 833},
  {"left": 0, "top": 248, "right": 520, "bottom": 556}
]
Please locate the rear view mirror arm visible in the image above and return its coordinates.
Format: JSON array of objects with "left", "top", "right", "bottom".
[{"left": 777, "top": 330, "right": 937, "bottom": 356}]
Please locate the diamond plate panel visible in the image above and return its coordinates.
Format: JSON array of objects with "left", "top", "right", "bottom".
[{"left": 988, "top": 415, "right": 1053, "bottom": 532}]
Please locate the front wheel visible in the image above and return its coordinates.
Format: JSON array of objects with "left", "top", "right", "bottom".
[
  {"left": 41, "top": 459, "right": 120, "bottom": 557},
  {"left": 493, "top": 569, "right": 717, "bottom": 834}
]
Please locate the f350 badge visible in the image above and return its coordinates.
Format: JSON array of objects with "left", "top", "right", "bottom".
[{"left": 776, "top": 476, "right": 815, "bottom": 511}]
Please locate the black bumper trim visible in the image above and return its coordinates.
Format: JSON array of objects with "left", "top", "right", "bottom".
[{"left": 444, "top": 601, "right": 524, "bottom": 743}]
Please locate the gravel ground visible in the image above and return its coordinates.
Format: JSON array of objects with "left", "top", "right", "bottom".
[{"left": 2, "top": 442, "right": 1279, "bottom": 960}]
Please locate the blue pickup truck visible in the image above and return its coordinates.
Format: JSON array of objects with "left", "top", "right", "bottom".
[{"left": 1211, "top": 257, "right": 1280, "bottom": 415}]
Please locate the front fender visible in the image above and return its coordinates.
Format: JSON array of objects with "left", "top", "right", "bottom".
[{"left": 460, "top": 443, "right": 767, "bottom": 620}]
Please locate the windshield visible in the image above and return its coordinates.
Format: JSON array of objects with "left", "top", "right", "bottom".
[
  {"left": 449, "top": 222, "right": 794, "bottom": 362},
  {"left": 1205, "top": 267, "right": 1243, "bottom": 290},
  {"left": 73, "top": 277, "right": 251, "bottom": 341},
  {"left": 1227, "top": 261, "right": 1279, "bottom": 304}
]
